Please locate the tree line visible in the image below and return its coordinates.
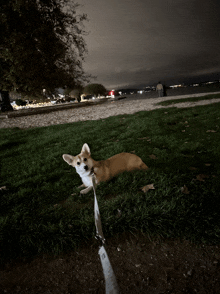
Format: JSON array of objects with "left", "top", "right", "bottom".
[{"left": 0, "top": 0, "right": 91, "bottom": 111}]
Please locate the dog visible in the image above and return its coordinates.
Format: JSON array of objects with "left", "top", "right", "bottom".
[{"left": 63, "top": 143, "right": 148, "bottom": 194}]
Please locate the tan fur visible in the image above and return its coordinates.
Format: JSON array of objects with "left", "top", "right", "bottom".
[
  {"left": 91, "top": 152, "right": 148, "bottom": 183},
  {"left": 63, "top": 143, "right": 148, "bottom": 194}
]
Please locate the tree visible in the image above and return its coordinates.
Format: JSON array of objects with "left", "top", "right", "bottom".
[
  {"left": 83, "top": 83, "right": 106, "bottom": 97},
  {"left": 0, "top": 0, "right": 89, "bottom": 111}
]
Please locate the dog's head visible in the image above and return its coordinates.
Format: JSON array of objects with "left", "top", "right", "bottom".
[{"left": 63, "top": 143, "right": 94, "bottom": 176}]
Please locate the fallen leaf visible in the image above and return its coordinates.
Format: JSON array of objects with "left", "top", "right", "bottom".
[
  {"left": 135, "top": 264, "right": 141, "bottom": 268},
  {"left": 149, "top": 154, "right": 158, "bottom": 160},
  {"left": 0, "top": 186, "right": 7, "bottom": 190},
  {"left": 181, "top": 185, "right": 190, "bottom": 194},
  {"left": 141, "top": 184, "right": 155, "bottom": 193},
  {"left": 205, "top": 163, "right": 211, "bottom": 166},
  {"left": 182, "top": 130, "right": 186, "bottom": 132},
  {"left": 196, "top": 174, "right": 209, "bottom": 181},
  {"left": 206, "top": 130, "right": 217, "bottom": 133}
]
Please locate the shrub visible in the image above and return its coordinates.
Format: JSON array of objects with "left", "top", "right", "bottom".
[
  {"left": 15, "top": 99, "right": 27, "bottom": 106},
  {"left": 83, "top": 83, "right": 106, "bottom": 97}
]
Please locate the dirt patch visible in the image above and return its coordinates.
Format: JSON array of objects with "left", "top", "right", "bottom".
[{"left": 1, "top": 233, "right": 220, "bottom": 293}]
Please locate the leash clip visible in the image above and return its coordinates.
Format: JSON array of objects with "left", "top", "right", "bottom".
[{"left": 95, "top": 234, "right": 105, "bottom": 247}]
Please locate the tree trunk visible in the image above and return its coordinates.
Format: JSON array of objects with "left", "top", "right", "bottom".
[{"left": 0, "top": 91, "right": 13, "bottom": 112}]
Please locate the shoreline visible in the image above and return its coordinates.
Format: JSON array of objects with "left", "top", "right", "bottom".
[
  {"left": 1, "top": 86, "right": 220, "bottom": 119},
  {"left": 1, "top": 91, "right": 220, "bottom": 129}
]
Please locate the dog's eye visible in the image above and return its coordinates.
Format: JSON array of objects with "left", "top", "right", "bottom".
[
  {"left": 84, "top": 158, "right": 87, "bottom": 162},
  {"left": 77, "top": 162, "right": 80, "bottom": 165}
]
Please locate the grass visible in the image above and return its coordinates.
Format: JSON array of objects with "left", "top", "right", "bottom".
[
  {"left": 157, "top": 93, "right": 220, "bottom": 106},
  {"left": 0, "top": 101, "right": 220, "bottom": 263}
]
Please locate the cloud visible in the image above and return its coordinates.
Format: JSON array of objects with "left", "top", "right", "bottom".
[
  {"left": 88, "top": 50, "right": 220, "bottom": 89},
  {"left": 79, "top": 0, "right": 220, "bottom": 88}
]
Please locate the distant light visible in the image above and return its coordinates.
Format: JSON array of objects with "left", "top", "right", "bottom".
[{"left": 170, "top": 84, "right": 183, "bottom": 88}]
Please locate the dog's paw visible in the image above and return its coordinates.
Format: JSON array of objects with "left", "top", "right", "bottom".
[
  {"left": 80, "top": 190, "right": 88, "bottom": 195},
  {"left": 80, "top": 186, "right": 92, "bottom": 195}
]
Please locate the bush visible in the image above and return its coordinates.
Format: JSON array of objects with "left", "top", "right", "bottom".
[
  {"left": 83, "top": 83, "right": 106, "bottom": 97},
  {"left": 15, "top": 99, "right": 27, "bottom": 106}
]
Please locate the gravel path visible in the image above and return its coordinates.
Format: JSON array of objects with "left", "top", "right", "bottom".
[{"left": 1, "top": 92, "right": 220, "bottom": 129}]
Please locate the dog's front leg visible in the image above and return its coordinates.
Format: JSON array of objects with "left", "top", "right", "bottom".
[
  {"left": 78, "top": 184, "right": 85, "bottom": 189},
  {"left": 80, "top": 186, "right": 93, "bottom": 195}
]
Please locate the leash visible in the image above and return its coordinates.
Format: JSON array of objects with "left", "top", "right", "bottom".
[{"left": 92, "top": 174, "right": 120, "bottom": 294}]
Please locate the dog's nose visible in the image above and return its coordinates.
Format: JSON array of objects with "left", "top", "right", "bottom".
[{"left": 84, "top": 165, "right": 88, "bottom": 171}]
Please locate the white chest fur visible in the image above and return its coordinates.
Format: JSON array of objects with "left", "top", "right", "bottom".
[{"left": 75, "top": 164, "right": 92, "bottom": 187}]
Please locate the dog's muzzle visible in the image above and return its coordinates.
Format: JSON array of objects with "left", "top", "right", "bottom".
[{"left": 84, "top": 165, "right": 89, "bottom": 171}]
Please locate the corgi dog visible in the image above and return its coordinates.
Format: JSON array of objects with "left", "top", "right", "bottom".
[{"left": 63, "top": 143, "right": 148, "bottom": 194}]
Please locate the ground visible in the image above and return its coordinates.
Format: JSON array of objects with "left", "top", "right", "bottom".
[
  {"left": 1, "top": 233, "right": 220, "bottom": 294},
  {"left": 1, "top": 88, "right": 220, "bottom": 293}
]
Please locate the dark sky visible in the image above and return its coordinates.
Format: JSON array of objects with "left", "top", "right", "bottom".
[{"left": 78, "top": 0, "right": 220, "bottom": 89}]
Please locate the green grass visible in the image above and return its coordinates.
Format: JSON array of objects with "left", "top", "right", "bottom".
[
  {"left": 1, "top": 102, "right": 220, "bottom": 263},
  {"left": 157, "top": 93, "right": 220, "bottom": 106}
]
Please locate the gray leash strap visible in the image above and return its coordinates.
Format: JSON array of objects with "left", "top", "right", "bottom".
[
  {"left": 99, "top": 246, "right": 120, "bottom": 294},
  {"left": 93, "top": 178, "right": 105, "bottom": 242},
  {"left": 92, "top": 174, "right": 119, "bottom": 294}
]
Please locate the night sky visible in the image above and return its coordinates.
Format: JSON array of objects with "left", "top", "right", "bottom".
[{"left": 78, "top": 0, "right": 220, "bottom": 89}]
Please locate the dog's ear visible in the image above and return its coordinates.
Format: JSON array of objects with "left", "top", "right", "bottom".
[
  {"left": 81, "top": 143, "right": 90, "bottom": 155},
  {"left": 62, "top": 154, "right": 75, "bottom": 166}
]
